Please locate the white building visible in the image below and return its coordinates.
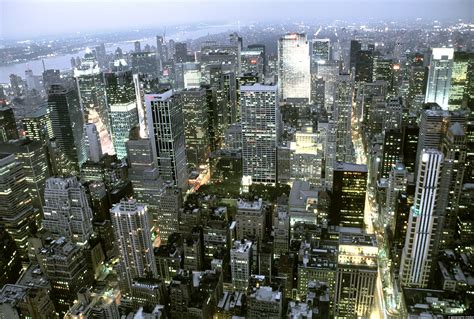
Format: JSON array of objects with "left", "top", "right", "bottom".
[
  {"left": 109, "top": 101, "right": 138, "bottom": 159},
  {"left": 230, "top": 240, "right": 253, "bottom": 291},
  {"left": 146, "top": 90, "right": 188, "bottom": 191},
  {"left": 84, "top": 123, "right": 102, "bottom": 162},
  {"left": 400, "top": 150, "right": 444, "bottom": 288},
  {"left": 240, "top": 83, "right": 279, "bottom": 188},
  {"left": 425, "top": 48, "right": 454, "bottom": 110},
  {"left": 278, "top": 33, "right": 311, "bottom": 101},
  {"left": 111, "top": 199, "right": 157, "bottom": 293},
  {"left": 42, "top": 177, "right": 93, "bottom": 245}
]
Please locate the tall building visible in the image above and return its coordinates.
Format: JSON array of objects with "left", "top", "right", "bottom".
[
  {"left": 84, "top": 123, "right": 102, "bottom": 162},
  {"left": 333, "top": 74, "right": 353, "bottom": 162},
  {"left": 230, "top": 240, "right": 253, "bottom": 291},
  {"left": 330, "top": 163, "right": 367, "bottom": 228},
  {"left": 235, "top": 198, "right": 265, "bottom": 244},
  {"left": 0, "top": 105, "right": 19, "bottom": 142},
  {"left": 130, "top": 52, "right": 160, "bottom": 77},
  {"left": 0, "top": 229, "right": 23, "bottom": 286},
  {"left": 247, "top": 286, "right": 283, "bottom": 318},
  {"left": 108, "top": 102, "right": 138, "bottom": 159},
  {"left": 42, "top": 177, "right": 93, "bottom": 245},
  {"left": 0, "top": 154, "right": 36, "bottom": 260},
  {"left": 400, "top": 150, "right": 443, "bottom": 288},
  {"left": 181, "top": 88, "right": 210, "bottom": 168},
  {"left": 335, "top": 229, "right": 378, "bottom": 318},
  {"left": 311, "top": 38, "right": 331, "bottom": 65},
  {"left": 104, "top": 68, "right": 138, "bottom": 159},
  {"left": 425, "top": 48, "right": 454, "bottom": 110},
  {"left": 0, "top": 284, "right": 56, "bottom": 319},
  {"left": 379, "top": 129, "right": 402, "bottom": 179},
  {"left": 437, "top": 123, "right": 467, "bottom": 248},
  {"left": 74, "top": 49, "right": 114, "bottom": 155},
  {"left": 278, "top": 33, "right": 311, "bottom": 101},
  {"left": 0, "top": 139, "right": 50, "bottom": 211},
  {"left": 37, "top": 237, "right": 92, "bottom": 315},
  {"left": 146, "top": 90, "right": 188, "bottom": 190},
  {"left": 21, "top": 107, "right": 53, "bottom": 142},
  {"left": 448, "top": 51, "right": 473, "bottom": 110},
  {"left": 111, "top": 199, "right": 157, "bottom": 293},
  {"left": 126, "top": 128, "right": 163, "bottom": 231},
  {"left": 241, "top": 83, "right": 279, "bottom": 187},
  {"left": 156, "top": 183, "right": 182, "bottom": 245},
  {"left": 47, "top": 84, "right": 85, "bottom": 172}
]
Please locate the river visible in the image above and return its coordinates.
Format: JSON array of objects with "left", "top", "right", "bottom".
[{"left": 0, "top": 25, "right": 236, "bottom": 83}]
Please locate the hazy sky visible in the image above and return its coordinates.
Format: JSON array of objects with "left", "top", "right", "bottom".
[{"left": 1, "top": 0, "right": 472, "bottom": 39}]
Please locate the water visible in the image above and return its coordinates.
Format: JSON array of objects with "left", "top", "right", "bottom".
[{"left": 0, "top": 25, "right": 236, "bottom": 83}]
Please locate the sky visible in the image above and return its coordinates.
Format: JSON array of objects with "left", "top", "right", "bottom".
[{"left": 1, "top": 0, "right": 472, "bottom": 39}]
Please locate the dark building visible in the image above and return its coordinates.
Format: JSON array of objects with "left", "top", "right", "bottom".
[
  {"left": 174, "top": 42, "right": 189, "bottom": 63},
  {"left": 380, "top": 129, "right": 402, "bottom": 179},
  {"left": 130, "top": 52, "right": 160, "bottom": 77},
  {"left": 0, "top": 105, "right": 19, "bottom": 142},
  {"left": 330, "top": 163, "right": 368, "bottom": 228},
  {"left": 0, "top": 228, "right": 23, "bottom": 286},
  {"left": 402, "top": 124, "right": 419, "bottom": 173},
  {"left": 47, "top": 84, "right": 84, "bottom": 172}
]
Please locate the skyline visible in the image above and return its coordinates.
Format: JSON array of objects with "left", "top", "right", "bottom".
[{"left": 1, "top": 0, "right": 473, "bottom": 39}]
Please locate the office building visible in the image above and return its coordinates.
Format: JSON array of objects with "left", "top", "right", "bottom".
[
  {"left": 84, "top": 123, "right": 102, "bottom": 162},
  {"left": 425, "top": 48, "right": 454, "bottom": 110},
  {"left": 47, "top": 84, "right": 85, "bottom": 171},
  {"left": 448, "top": 51, "right": 473, "bottom": 110},
  {"left": 111, "top": 199, "right": 158, "bottom": 293},
  {"left": 247, "top": 285, "right": 283, "bottom": 319},
  {"left": 278, "top": 33, "right": 311, "bottom": 100},
  {"left": 333, "top": 74, "right": 353, "bottom": 162},
  {"left": 330, "top": 163, "right": 367, "bottom": 228},
  {"left": 231, "top": 240, "right": 253, "bottom": 291},
  {"left": 74, "top": 49, "right": 114, "bottom": 156},
  {"left": 0, "top": 154, "right": 36, "bottom": 260},
  {"left": 42, "top": 177, "right": 94, "bottom": 245},
  {"left": 146, "top": 90, "right": 188, "bottom": 190},
  {"left": 311, "top": 38, "right": 331, "bottom": 65},
  {"left": 0, "top": 105, "right": 19, "bottom": 142},
  {"left": 21, "top": 107, "right": 53, "bottom": 142},
  {"left": 235, "top": 198, "right": 265, "bottom": 244},
  {"left": 241, "top": 83, "right": 279, "bottom": 187},
  {"left": 64, "top": 288, "right": 121, "bottom": 319},
  {"left": 400, "top": 150, "right": 443, "bottom": 288},
  {"left": 181, "top": 88, "right": 210, "bottom": 168},
  {"left": 130, "top": 51, "right": 160, "bottom": 77},
  {"left": 335, "top": 229, "right": 378, "bottom": 318},
  {"left": 0, "top": 229, "right": 23, "bottom": 286},
  {"left": 0, "top": 284, "right": 56, "bottom": 319},
  {"left": 37, "top": 237, "right": 92, "bottom": 315},
  {"left": 0, "top": 139, "right": 50, "bottom": 211}
]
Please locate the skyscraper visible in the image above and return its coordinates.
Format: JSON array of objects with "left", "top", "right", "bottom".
[
  {"left": 156, "top": 183, "right": 182, "bottom": 245},
  {"left": 330, "top": 163, "right": 367, "bottom": 228},
  {"left": 448, "top": 51, "right": 474, "bottom": 110},
  {"left": 0, "top": 139, "right": 51, "bottom": 211},
  {"left": 84, "top": 123, "right": 102, "bottom": 162},
  {"left": 311, "top": 38, "right": 331, "bottom": 65},
  {"left": 335, "top": 229, "right": 377, "bottom": 318},
  {"left": 0, "top": 153, "right": 36, "bottom": 260},
  {"left": 146, "top": 90, "right": 188, "bottom": 190},
  {"left": 241, "top": 83, "right": 279, "bottom": 187},
  {"left": 104, "top": 67, "right": 138, "bottom": 160},
  {"left": 111, "top": 199, "right": 157, "bottom": 293},
  {"left": 400, "top": 150, "right": 443, "bottom": 288},
  {"left": 278, "top": 33, "right": 311, "bottom": 101},
  {"left": 74, "top": 49, "right": 114, "bottom": 155},
  {"left": 181, "top": 88, "right": 210, "bottom": 168},
  {"left": 230, "top": 240, "right": 253, "bottom": 291},
  {"left": 333, "top": 74, "right": 353, "bottom": 162},
  {"left": 0, "top": 105, "right": 19, "bottom": 142},
  {"left": 425, "top": 48, "right": 454, "bottom": 110},
  {"left": 42, "top": 177, "right": 94, "bottom": 245},
  {"left": 47, "top": 84, "right": 85, "bottom": 172}
]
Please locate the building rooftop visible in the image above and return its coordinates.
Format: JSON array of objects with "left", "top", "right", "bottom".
[
  {"left": 240, "top": 83, "right": 277, "bottom": 92},
  {"left": 232, "top": 240, "right": 252, "bottom": 254},
  {"left": 249, "top": 286, "right": 282, "bottom": 303},
  {"left": 237, "top": 198, "right": 263, "bottom": 211},
  {"left": 334, "top": 162, "right": 368, "bottom": 173}
]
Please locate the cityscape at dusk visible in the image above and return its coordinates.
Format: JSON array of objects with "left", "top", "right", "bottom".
[{"left": 0, "top": 0, "right": 473, "bottom": 318}]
